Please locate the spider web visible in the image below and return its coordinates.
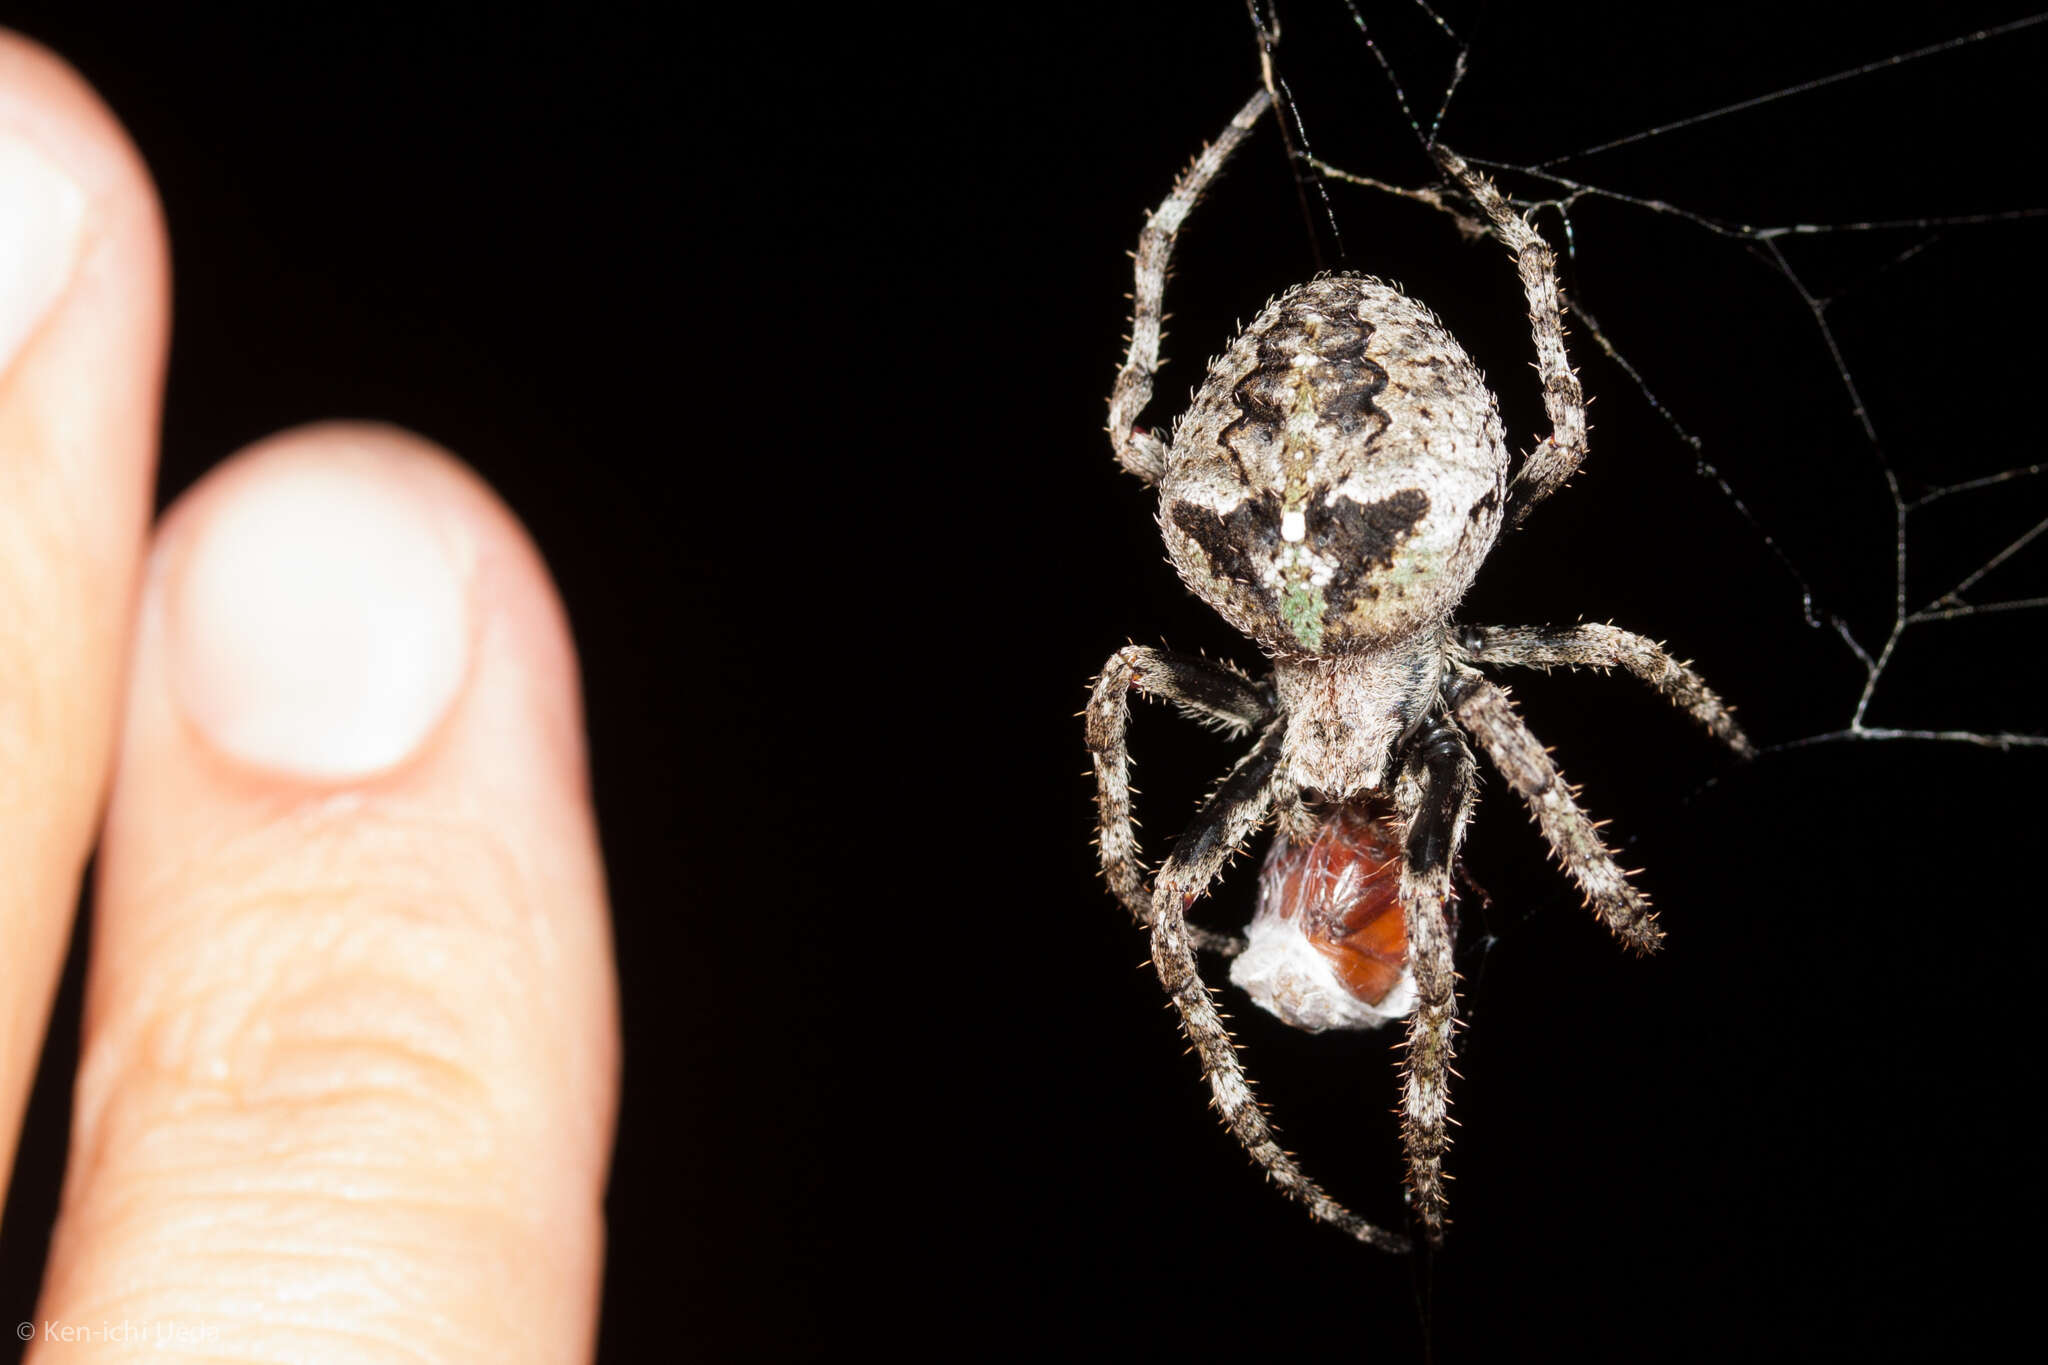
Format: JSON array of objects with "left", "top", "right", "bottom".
[{"left": 1245, "top": 0, "right": 2048, "bottom": 756}]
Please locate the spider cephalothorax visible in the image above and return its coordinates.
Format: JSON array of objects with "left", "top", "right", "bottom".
[{"left": 1086, "top": 89, "right": 1750, "bottom": 1251}]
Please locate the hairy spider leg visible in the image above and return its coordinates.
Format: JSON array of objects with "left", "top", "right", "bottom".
[
  {"left": 1461, "top": 623, "right": 1753, "bottom": 757},
  {"left": 1088, "top": 645, "right": 1274, "bottom": 956},
  {"left": 1391, "top": 716, "right": 1477, "bottom": 1244},
  {"left": 1109, "top": 90, "right": 1273, "bottom": 484},
  {"left": 1429, "top": 145, "right": 1587, "bottom": 528},
  {"left": 1148, "top": 721, "right": 1412, "bottom": 1253},
  {"left": 1448, "top": 665, "right": 1661, "bottom": 953}
]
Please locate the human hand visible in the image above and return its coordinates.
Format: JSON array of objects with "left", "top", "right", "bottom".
[{"left": 0, "top": 33, "right": 617, "bottom": 1361}]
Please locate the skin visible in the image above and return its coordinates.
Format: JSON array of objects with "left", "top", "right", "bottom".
[{"left": 0, "top": 32, "right": 617, "bottom": 1363}]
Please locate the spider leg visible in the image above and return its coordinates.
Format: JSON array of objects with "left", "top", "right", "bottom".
[
  {"left": 1446, "top": 663, "right": 1662, "bottom": 953},
  {"left": 1109, "top": 89, "right": 1272, "bottom": 484},
  {"left": 1087, "top": 645, "right": 1273, "bottom": 954},
  {"left": 1149, "top": 720, "right": 1410, "bottom": 1253},
  {"left": 1430, "top": 144, "right": 1586, "bottom": 528},
  {"left": 1393, "top": 716, "right": 1477, "bottom": 1246},
  {"left": 1460, "top": 623, "right": 1754, "bottom": 757}
]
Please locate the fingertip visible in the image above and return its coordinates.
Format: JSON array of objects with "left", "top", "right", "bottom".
[
  {"left": 134, "top": 421, "right": 589, "bottom": 803},
  {"left": 162, "top": 427, "right": 478, "bottom": 780},
  {"left": 55, "top": 424, "right": 615, "bottom": 1355},
  {"left": 0, "top": 26, "right": 169, "bottom": 457},
  {"left": 0, "top": 25, "right": 171, "bottom": 1218}
]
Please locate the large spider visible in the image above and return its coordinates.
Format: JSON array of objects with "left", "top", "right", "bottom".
[{"left": 1085, "top": 89, "right": 1751, "bottom": 1251}]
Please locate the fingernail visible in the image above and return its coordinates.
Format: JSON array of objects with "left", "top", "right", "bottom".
[
  {"left": 0, "top": 131, "right": 87, "bottom": 379},
  {"left": 166, "top": 454, "right": 475, "bottom": 780}
]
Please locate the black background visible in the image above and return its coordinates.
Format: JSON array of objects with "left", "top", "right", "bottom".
[{"left": 1, "top": 2, "right": 2043, "bottom": 1360}]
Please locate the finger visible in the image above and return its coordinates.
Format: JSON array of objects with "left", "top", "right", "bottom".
[
  {"left": 0, "top": 32, "right": 167, "bottom": 1212},
  {"left": 37, "top": 426, "right": 618, "bottom": 1361}
]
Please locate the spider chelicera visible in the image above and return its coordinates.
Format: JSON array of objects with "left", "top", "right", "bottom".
[{"left": 1085, "top": 89, "right": 1751, "bottom": 1250}]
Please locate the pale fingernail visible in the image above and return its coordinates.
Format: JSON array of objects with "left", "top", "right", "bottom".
[
  {"left": 165, "top": 455, "right": 475, "bottom": 780},
  {"left": 0, "top": 131, "right": 87, "bottom": 379}
]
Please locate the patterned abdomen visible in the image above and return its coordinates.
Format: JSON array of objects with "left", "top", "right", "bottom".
[{"left": 1161, "top": 275, "right": 1509, "bottom": 657}]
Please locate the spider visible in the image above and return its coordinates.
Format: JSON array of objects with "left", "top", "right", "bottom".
[{"left": 1085, "top": 89, "right": 1752, "bottom": 1251}]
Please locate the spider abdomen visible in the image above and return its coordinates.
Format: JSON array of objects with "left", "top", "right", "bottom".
[
  {"left": 1229, "top": 797, "right": 1414, "bottom": 1033},
  {"left": 1161, "top": 275, "right": 1510, "bottom": 657}
]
